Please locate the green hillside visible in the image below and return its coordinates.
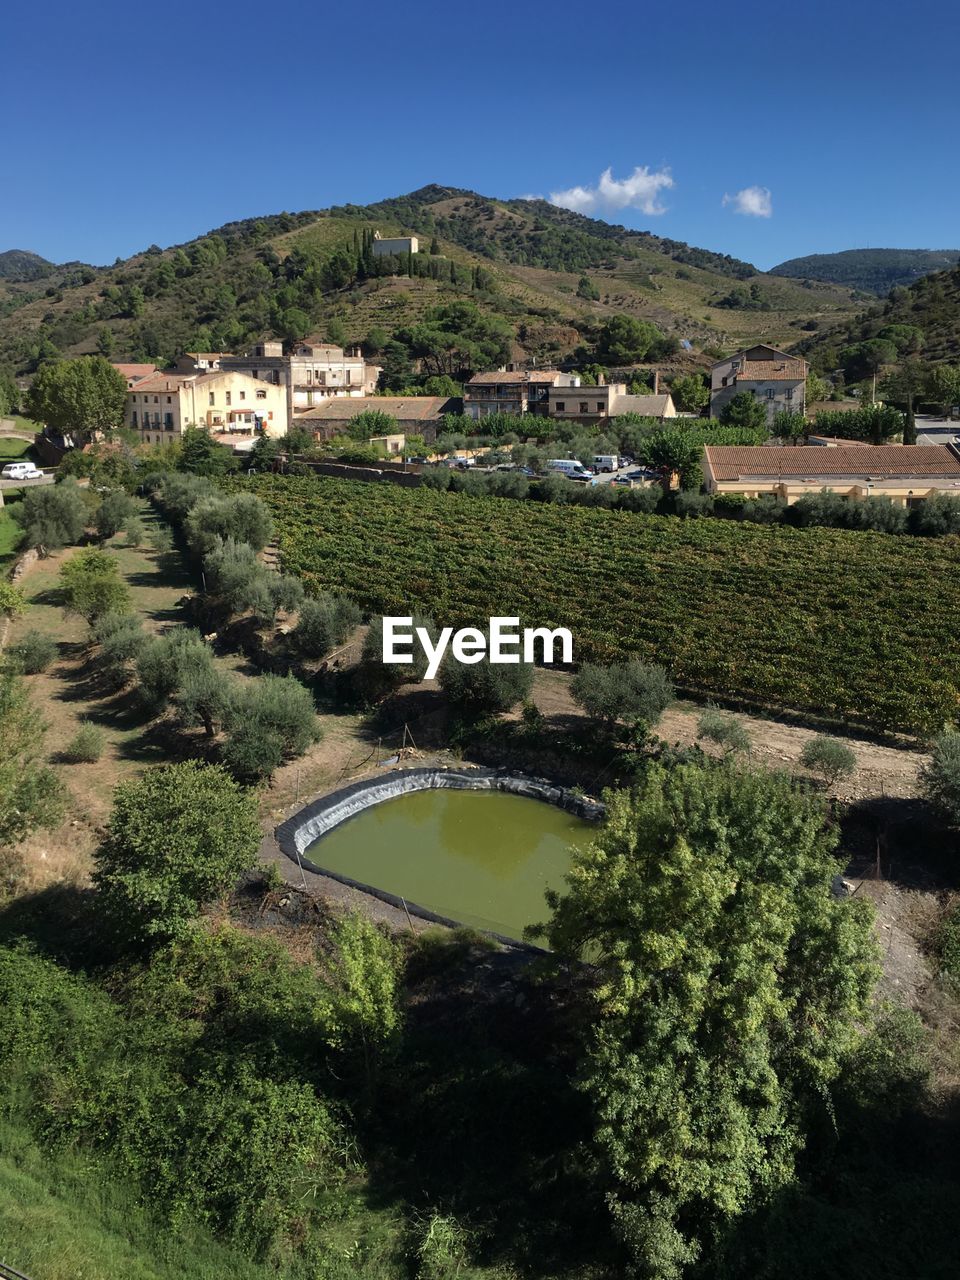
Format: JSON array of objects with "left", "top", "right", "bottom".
[
  {"left": 771, "top": 247, "right": 960, "bottom": 295},
  {"left": 0, "top": 187, "right": 861, "bottom": 377},
  {"left": 800, "top": 262, "right": 960, "bottom": 371},
  {"left": 0, "top": 248, "right": 56, "bottom": 281}
]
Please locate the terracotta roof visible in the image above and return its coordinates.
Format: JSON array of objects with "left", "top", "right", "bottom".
[
  {"left": 610, "top": 393, "right": 675, "bottom": 416},
  {"left": 737, "top": 358, "right": 807, "bottom": 381},
  {"left": 296, "top": 396, "right": 456, "bottom": 421},
  {"left": 129, "top": 373, "right": 191, "bottom": 393},
  {"left": 112, "top": 362, "right": 158, "bottom": 381},
  {"left": 705, "top": 444, "right": 960, "bottom": 482},
  {"left": 466, "top": 370, "right": 560, "bottom": 385}
]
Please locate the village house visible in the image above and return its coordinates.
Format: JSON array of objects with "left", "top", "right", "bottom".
[
  {"left": 127, "top": 369, "right": 288, "bottom": 446},
  {"left": 173, "top": 352, "right": 231, "bottom": 374},
  {"left": 709, "top": 344, "right": 807, "bottom": 424},
  {"left": 293, "top": 395, "right": 458, "bottom": 443},
  {"left": 464, "top": 370, "right": 580, "bottom": 420},
  {"left": 219, "top": 338, "right": 382, "bottom": 420},
  {"left": 702, "top": 443, "right": 960, "bottom": 505},
  {"left": 548, "top": 376, "right": 677, "bottom": 423}
]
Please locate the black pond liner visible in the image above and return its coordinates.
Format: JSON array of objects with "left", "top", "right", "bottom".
[{"left": 274, "top": 766, "right": 605, "bottom": 951}]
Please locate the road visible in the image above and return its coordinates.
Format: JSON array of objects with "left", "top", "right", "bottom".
[
  {"left": 0, "top": 473, "right": 53, "bottom": 492},
  {"left": 913, "top": 416, "right": 960, "bottom": 447}
]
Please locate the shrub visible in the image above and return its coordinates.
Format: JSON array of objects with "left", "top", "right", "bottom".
[
  {"left": 10, "top": 629, "right": 58, "bottom": 673},
  {"left": 294, "top": 594, "right": 362, "bottom": 658},
  {"left": 135, "top": 628, "right": 213, "bottom": 712},
  {"left": 202, "top": 538, "right": 280, "bottom": 619},
  {"left": 223, "top": 674, "right": 320, "bottom": 782},
  {"left": 741, "top": 494, "right": 787, "bottom": 524},
  {"left": 909, "top": 493, "right": 960, "bottom": 536},
  {"left": 0, "top": 670, "right": 62, "bottom": 847},
  {"left": 93, "top": 761, "right": 261, "bottom": 945},
  {"left": 359, "top": 613, "right": 438, "bottom": 699},
  {"left": 58, "top": 548, "right": 131, "bottom": 623},
  {"left": 93, "top": 611, "right": 148, "bottom": 673},
  {"left": 698, "top": 705, "right": 751, "bottom": 755},
  {"left": 124, "top": 515, "right": 145, "bottom": 546},
  {"left": 174, "top": 660, "right": 234, "bottom": 738},
  {"left": 185, "top": 492, "right": 273, "bottom": 555},
  {"left": 800, "top": 734, "right": 857, "bottom": 786},
  {"left": 572, "top": 661, "right": 674, "bottom": 728},
  {"left": 15, "top": 477, "right": 87, "bottom": 553},
  {"left": 0, "top": 582, "right": 26, "bottom": 618},
  {"left": 95, "top": 488, "right": 138, "bottom": 540},
  {"left": 439, "top": 653, "right": 534, "bottom": 717},
  {"left": 63, "top": 720, "right": 106, "bottom": 763},
  {"left": 674, "top": 490, "right": 715, "bottom": 519},
  {"left": 920, "top": 731, "right": 960, "bottom": 825}
]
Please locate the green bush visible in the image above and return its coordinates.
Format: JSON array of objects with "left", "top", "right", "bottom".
[
  {"left": 63, "top": 720, "right": 106, "bottom": 763},
  {"left": 14, "top": 477, "right": 87, "bottom": 553},
  {"left": 93, "top": 761, "right": 262, "bottom": 945},
  {"left": 0, "top": 582, "right": 26, "bottom": 619},
  {"left": 698, "top": 705, "right": 751, "bottom": 755},
  {"left": 920, "top": 731, "right": 960, "bottom": 825},
  {"left": 135, "top": 628, "right": 213, "bottom": 712},
  {"left": 800, "top": 734, "right": 857, "bottom": 786},
  {"left": 58, "top": 548, "right": 131, "bottom": 623},
  {"left": 439, "top": 653, "right": 533, "bottom": 717},
  {"left": 95, "top": 488, "right": 138, "bottom": 540},
  {"left": 10, "top": 629, "right": 58, "bottom": 674},
  {"left": 294, "top": 594, "right": 362, "bottom": 658},
  {"left": 222, "top": 674, "right": 320, "bottom": 782},
  {"left": 185, "top": 493, "right": 273, "bottom": 555},
  {"left": 571, "top": 660, "right": 674, "bottom": 728}
]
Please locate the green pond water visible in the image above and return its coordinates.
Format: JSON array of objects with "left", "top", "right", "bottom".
[{"left": 304, "top": 789, "right": 593, "bottom": 941}]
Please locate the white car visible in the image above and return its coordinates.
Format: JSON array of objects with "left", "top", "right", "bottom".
[{"left": 1, "top": 462, "right": 43, "bottom": 481}]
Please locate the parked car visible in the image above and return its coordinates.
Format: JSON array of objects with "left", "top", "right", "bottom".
[
  {"left": 593, "top": 454, "right": 619, "bottom": 472},
  {"left": 547, "top": 458, "right": 593, "bottom": 481},
  {"left": 407, "top": 455, "right": 429, "bottom": 465},
  {"left": 1, "top": 462, "right": 43, "bottom": 480}
]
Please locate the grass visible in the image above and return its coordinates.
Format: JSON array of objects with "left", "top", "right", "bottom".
[
  {"left": 0, "top": 436, "right": 35, "bottom": 459},
  {"left": 0, "top": 505, "right": 23, "bottom": 567},
  {"left": 0, "top": 1117, "right": 272, "bottom": 1280}
]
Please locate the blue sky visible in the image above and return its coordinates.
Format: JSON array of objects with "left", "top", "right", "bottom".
[{"left": 4, "top": 0, "right": 957, "bottom": 271}]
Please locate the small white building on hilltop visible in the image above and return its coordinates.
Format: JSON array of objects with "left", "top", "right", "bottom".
[{"left": 371, "top": 231, "right": 419, "bottom": 257}]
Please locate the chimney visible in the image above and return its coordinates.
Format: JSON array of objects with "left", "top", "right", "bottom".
[{"left": 652, "top": 369, "right": 660, "bottom": 395}]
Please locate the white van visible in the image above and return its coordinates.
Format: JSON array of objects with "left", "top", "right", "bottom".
[
  {"left": 1, "top": 462, "right": 43, "bottom": 481},
  {"left": 593, "top": 454, "right": 619, "bottom": 473},
  {"left": 547, "top": 458, "right": 593, "bottom": 480}
]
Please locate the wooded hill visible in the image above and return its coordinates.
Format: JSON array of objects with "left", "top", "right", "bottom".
[
  {"left": 771, "top": 248, "right": 960, "bottom": 296},
  {"left": 800, "top": 262, "right": 960, "bottom": 371},
  {"left": 0, "top": 186, "right": 861, "bottom": 376}
]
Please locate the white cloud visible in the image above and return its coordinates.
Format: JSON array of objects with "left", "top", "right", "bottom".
[
  {"left": 517, "top": 193, "right": 544, "bottom": 202},
  {"left": 722, "top": 185, "right": 773, "bottom": 218},
  {"left": 549, "top": 165, "right": 674, "bottom": 217}
]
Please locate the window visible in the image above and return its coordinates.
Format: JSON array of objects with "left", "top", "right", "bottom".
[
  {"left": 785, "top": 387, "right": 793, "bottom": 401},
  {"left": 596, "top": 402, "right": 604, "bottom": 413},
  {"left": 208, "top": 392, "right": 215, "bottom": 405},
  {"left": 766, "top": 388, "right": 775, "bottom": 399},
  {"left": 555, "top": 401, "right": 565, "bottom": 411},
  {"left": 256, "top": 389, "right": 266, "bottom": 399},
  {"left": 225, "top": 391, "right": 231, "bottom": 406},
  {"left": 239, "top": 391, "right": 246, "bottom": 401},
  {"left": 154, "top": 396, "right": 159, "bottom": 404},
  {"left": 166, "top": 396, "right": 171, "bottom": 404},
  {"left": 131, "top": 411, "right": 137, "bottom": 427},
  {"left": 579, "top": 402, "right": 588, "bottom": 413},
  {"left": 164, "top": 413, "right": 173, "bottom": 428}
]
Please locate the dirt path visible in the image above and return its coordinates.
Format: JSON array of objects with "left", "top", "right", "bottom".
[{"left": 532, "top": 667, "right": 927, "bottom": 803}]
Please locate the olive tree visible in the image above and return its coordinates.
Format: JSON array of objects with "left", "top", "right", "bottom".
[
  {"left": 800, "top": 735, "right": 857, "bottom": 787},
  {"left": 920, "top": 731, "right": 960, "bottom": 825},
  {"left": 571, "top": 660, "right": 674, "bottom": 729},
  {"left": 93, "top": 761, "right": 261, "bottom": 945},
  {"left": 0, "top": 671, "right": 62, "bottom": 849},
  {"left": 58, "top": 548, "right": 131, "bottom": 623},
  {"left": 438, "top": 653, "right": 533, "bottom": 717},
  {"left": 15, "top": 478, "right": 88, "bottom": 554}
]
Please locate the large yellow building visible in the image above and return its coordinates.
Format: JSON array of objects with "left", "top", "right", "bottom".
[{"left": 127, "top": 369, "right": 288, "bottom": 446}]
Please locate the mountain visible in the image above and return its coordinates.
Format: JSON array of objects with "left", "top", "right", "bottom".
[
  {"left": 770, "top": 248, "right": 960, "bottom": 295},
  {"left": 799, "top": 261, "right": 960, "bottom": 370},
  {"left": 0, "top": 187, "right": 862, "bottom": 375},
  {"left": 0, "top": 249, "right": 56, "bottom": 282}
]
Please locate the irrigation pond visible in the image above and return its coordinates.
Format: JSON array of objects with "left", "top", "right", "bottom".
[{"left": 302, "top": 788, "right": 593, "bottom": 942}]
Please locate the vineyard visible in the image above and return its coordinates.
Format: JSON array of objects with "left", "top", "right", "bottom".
[{"left": 235, "top": 474, "right": 960, "bottom": 735}]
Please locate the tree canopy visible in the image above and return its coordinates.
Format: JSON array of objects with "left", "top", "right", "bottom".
[
  {"left": 24, "top": 356, "right": 127, "bottom": 437},
  {"left": 538, "top": 762, "right": 878, "bottom": 1278}
]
